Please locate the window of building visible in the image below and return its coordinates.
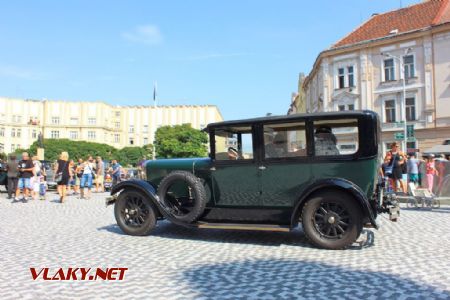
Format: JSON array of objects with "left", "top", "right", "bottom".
[
  {"left": 143, "top": 125, "right": 149, "bottom": 133},
  {"left": 17, "top": 129, "right": 21, "bottom": 138},
  {"left": 385, "top": 100, "right": 396, "bottom": 123},
  {"left": 32, "top": 130, "right": 37, "bottom": 139},
  {"left": 263, "top": 122, "right": 307, "bottom": 159},
  {"left": 407, "top": 141, "right": 416, "bottom": 152},
  {"left": 88, "top": 131, "right": 96, "bottom": 140},
  {"left": 114, "top": 122, "right": 120, "bottom": 129},
  {"left": 143, "top": 137, "right": 148, "bottom": 145},
  {"left": 70, "top": 117, "right": 79, "bottom": 125},
  {"left": 88, "top": 117, "right": 96, "bottom": 125},
  {"left": 129, "top": 125, "right": 134, "bottom": 133},
  {"left": 348, "top": 104, "right": 355, "bottom": 111},
  {"left": 12, "top": 115, "right": 22, "bottom": 123},
  {"left": 51, "top": 130, "right": 60, "bottom": 139},
  {"left": 69, "top": 131, "right": 78, "bottom": 140},
  {"left": 11, "top": 144, "right": 17, "bottom": 153},
  {"left": 348, "top": 66, "right": 354, "bottom": 87},
  {"left": 338, "top": 68, "right": 345, "bottom": 89},
  {"left": 51, "top": 116, "right": 60, "bottom": 125},
  {"left": 403, "top": 55, "right": 415, "bottom": 79},
  {"left": 11, "top": 128, "right": 16, "bottom": 137},
  {"left": 0, "top": 143, "right": 3, "bottom": 153},
  {"left": 384, "top": 59, "right": 395, "bottom": 81},
  {"left": 129, "top": 138, "right": 134, "bottom": 145},
  {"left": 338, "top": 105, "right": 345, "bottom": 111},
  {"left": 0, "top": 127, "right": 4, "bottom": 137},
  {"left": 406, "top": 97, "right": 416, "bottom": 121},
  {"left": 115, "top": 111, "right": 121, "bottom": 117},
  {"left": 114, "top": 134, "right": 120, "bottom": 143},
  {"left": 314, "top": 119, "right": 359, "bottom": 156}
]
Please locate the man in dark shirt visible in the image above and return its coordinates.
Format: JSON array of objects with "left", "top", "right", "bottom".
[
  {"left": 6, "top": 154, "right": 19, "bottom": 199},
  {"left": 16, "top": 152, "right": 34, "bottom": 201}
]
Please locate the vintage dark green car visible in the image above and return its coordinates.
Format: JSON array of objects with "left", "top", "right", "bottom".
[{"left": 106, "top": 111, "right": 399, "bottom": 249}]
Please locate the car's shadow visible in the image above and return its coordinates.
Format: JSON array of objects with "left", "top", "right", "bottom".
[
  {"left": 98, "top": 221, "right": 375, "bottom": 249},
  {"left": 177, "top": 259, "right": 450, "bottom": 299}
]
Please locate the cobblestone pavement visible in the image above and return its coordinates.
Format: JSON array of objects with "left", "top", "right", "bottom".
[{"left": 0, "top": 190, "right": 449, "bottom": 300}]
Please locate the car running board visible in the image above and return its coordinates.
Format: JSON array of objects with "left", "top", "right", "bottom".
[{"left": 194, "top": 222, "right": 291, "bottom": 232}]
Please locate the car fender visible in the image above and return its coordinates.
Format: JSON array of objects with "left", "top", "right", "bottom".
[
  {"left": 290, "top": 178, "right": 377, "bottom": 229},
  {"left": 110, "top": 179, "right": 196, "bottom": 228}
]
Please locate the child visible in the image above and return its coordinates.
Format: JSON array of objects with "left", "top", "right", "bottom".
[{"left": 39, "top": 174, "right": 47, "bottom": 200}]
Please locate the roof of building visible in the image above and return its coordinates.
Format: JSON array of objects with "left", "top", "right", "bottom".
[{"left": 333, "top": 0, "right": 450, "bottom": 48}]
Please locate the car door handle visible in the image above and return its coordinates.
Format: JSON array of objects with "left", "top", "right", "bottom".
[{"left": 258, "top": 166, "right": 266, "bottom": 170}]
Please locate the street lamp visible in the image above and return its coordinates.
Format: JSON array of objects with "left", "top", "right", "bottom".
[{"left": 382, "top": 48, "right": 412, "bottom": 153}]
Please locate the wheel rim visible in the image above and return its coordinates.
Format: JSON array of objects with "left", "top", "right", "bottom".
[
  {"left": 313, "top": 202, "right": 351, "bottom": 239},
  {"left": 121, "top": 194, "right": 150, "bottom": 228},
  {"left": 164, "top": 184, "right": 196, "bottom": 218}
]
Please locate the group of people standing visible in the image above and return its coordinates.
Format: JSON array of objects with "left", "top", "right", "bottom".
[
  {"left": 380, "top": 142, "right": 445, "bottom": 194},
  {"left": 3, "top": 152, "right": 123, "bottom": 203}
]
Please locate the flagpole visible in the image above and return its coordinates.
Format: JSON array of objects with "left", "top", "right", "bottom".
[{"left": 152, "top": 81, "right": 157, "bottom": 160}]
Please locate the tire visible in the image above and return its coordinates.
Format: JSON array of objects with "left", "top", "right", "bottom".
[
  {"left": 114, "top": 190, "right": 157, "bottom": 236},
  {"left": 157, "top": 171, "right": 207, "bottom": 223},
  {"left": 407, "top": 198, "right": 417, "bottom": 208},
  {"left": 432, "top": 199, "right": 440, "bottom": 209},
  {"left": 301, "top": 191, "right": 363, "bottom": 250}
]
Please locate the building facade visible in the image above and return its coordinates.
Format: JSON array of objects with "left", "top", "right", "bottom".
[
  {"left": 0, "top": 97, "right": 223, "bottom": 154},
  {"left": 302, "top": 0, "right": 450, "bottom": 154}
]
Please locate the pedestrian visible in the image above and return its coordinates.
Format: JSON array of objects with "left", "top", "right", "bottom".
[
  {"left": 426, "top": 155, "right": 438, "bottom": 193},
  {"left": 15, "top": 152, "right": 34, "bottom": 202},
  {"left": 111, "top": 159, "right": 122, "bottom": 186},
  {"left": 95, "top": 156, "right": 105, "bottom": 193},
  {"left": 55, "top": 151, "right": 71, "bottom": 203},
  {"left": 407, "top": 153, "right": 420, "bottom": 186},
  {"left": 75, "top": 158, "right": 84, "bottom": 195},
  {"left": 30, "top": 156, "right": 42, "bottom": 201},
  {"left": 399, "top": 155, "right": 408, "bottom": 193},
  {"left": 80, "top": 156, "right": 95, "bottom": 199},
  {"left": 67, "top": 159, "right": 77, "bottom": 195},
  {"left": 6, "top": 154, "right": 19, "bottom": 200},
  {"left": 386, "top": 142, "right": 404, "bottom": 193},
  {"left": 418, "top": 156, "right": 427, "bottom": 188},
  {"left": 436, "top": 154, "right": 447, "bottom": 192}
]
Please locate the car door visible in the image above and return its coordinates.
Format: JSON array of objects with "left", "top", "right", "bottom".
[
  {"left": 210, "top": 125, "right": 261, "bottom": 206},
  {"left": 259, "top": 120, "right": 313, "bottom": 207}
]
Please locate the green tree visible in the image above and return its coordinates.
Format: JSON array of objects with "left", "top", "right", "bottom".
[
  {"left": 116, "top": 145, "right": 154, "bottom": 167},
  {"left": 155, "top": 124, "right": 208, "bottom": 158}
]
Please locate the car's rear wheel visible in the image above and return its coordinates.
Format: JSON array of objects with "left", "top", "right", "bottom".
[
  {"left": 302, "top": 191, "right": 363, "bottom": 250},
  {"left": 114, "top": 190, "right": 156, "bottom": 236}
]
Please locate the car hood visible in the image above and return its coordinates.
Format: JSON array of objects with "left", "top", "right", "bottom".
[{"left": 145, "top": 157, "right": 212, "bottom": 172}]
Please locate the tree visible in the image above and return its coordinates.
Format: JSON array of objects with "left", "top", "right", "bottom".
[
  {"left": 116, "top": 145, "right": 153, "bottom": 167},
  {"left": 154, "top": 124, "right": 208, "bottom": 158}
]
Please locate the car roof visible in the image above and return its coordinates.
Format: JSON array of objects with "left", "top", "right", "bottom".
[{"left": 205, "top": 110, "right": 377, "bottom": 131}]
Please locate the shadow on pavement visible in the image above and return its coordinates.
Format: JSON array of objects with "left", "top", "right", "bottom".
[
  {"left": 98, "top": 222, "right": 374, "bottom": 249},
  {"left": 178, "top": 259, "right": 450, "bottom": 299}
]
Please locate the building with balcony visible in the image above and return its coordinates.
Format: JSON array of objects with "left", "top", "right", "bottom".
[
  {"left": 302, "top": 0, "right": 450, "bottom": 153},
  {"left": 0, "top": 97, "right": 223, "bottom": 154}
]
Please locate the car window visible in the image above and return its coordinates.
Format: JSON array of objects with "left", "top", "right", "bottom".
[
  {"left": 214, "top": 126, "right": 254, "bottom": 161},
  {"left": 313, "top": 119, "right": 359, "bottom": 156},
  {"left": 263, "top": 122, "right": 307, "bottom": 159}
]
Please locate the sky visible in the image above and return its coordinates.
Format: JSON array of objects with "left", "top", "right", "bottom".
[{"left": 0, "top": 0, "right": 420, "bottom": 121}]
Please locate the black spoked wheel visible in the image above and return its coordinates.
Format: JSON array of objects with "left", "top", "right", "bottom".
[
  {"left": 114, "top": 190, "right": 156, "bottom": 236},
  {"left": 302, "top": 191, "right": 362, "bottom": 250},
  {"left": 313, "top": 202, "right": 350, "bottom": 239}
]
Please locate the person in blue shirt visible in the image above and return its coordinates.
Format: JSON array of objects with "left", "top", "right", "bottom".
[{"left": 111, "top": 159, "right": 122, "bottom": 187}]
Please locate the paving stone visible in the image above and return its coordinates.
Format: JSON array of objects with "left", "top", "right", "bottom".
[{"left": 0, "top": 191, "right": 449, "bottom": 299}]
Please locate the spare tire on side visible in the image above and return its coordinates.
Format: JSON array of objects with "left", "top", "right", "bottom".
[{"left": 157, "top": 171, "right": 207, "bottom": 223}]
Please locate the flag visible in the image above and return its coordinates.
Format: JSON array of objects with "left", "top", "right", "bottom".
[{"left": 153, "top": 82, "right": 157, "bottom": 102}]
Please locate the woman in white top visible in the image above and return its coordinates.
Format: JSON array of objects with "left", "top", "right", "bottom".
[{"left": 80, "top": 156, "right": 96, "bottom": 199}]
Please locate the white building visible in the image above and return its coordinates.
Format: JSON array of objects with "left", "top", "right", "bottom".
[{"left": 0, "top": 96, "right": 223, "bottom": 154}]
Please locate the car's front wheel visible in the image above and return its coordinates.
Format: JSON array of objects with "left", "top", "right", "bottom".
[
  {"left": 302, "top": 191, "right": 362, "bottom": 250},
  {"left": 114, "top": 190, "right": 157, "bottom": 236}
]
